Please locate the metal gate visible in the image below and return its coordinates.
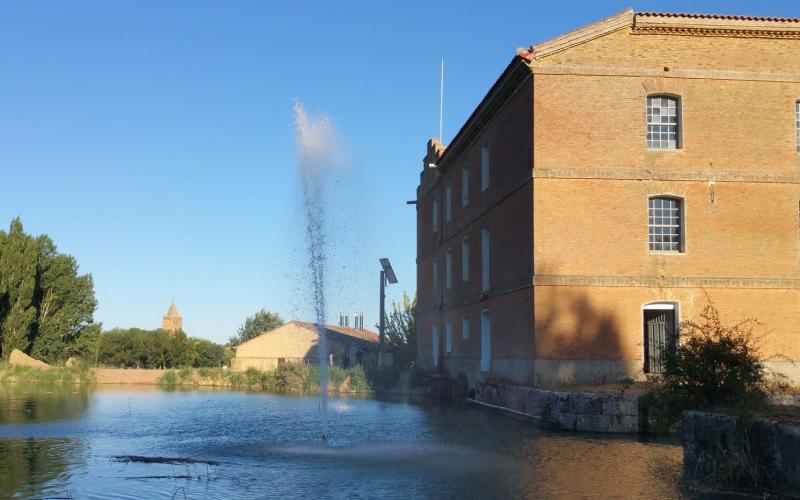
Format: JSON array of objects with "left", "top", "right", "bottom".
[{"left": 645, "top": 310, "right": 675, "bottom": 374}]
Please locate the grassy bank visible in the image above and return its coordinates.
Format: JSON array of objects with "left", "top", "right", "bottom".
[
  {"left": 0, "top": 361, "right": 94, "bottom": 385},
  {"left": 158, "top": 362, "right": 373, "bottom": 394}
]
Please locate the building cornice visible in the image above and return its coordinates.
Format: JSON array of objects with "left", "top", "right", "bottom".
[
  {"left": 435, "top": 58, "right": 531, "bottom": 174},
  {"left": 534, "top": 166, "right": 800, "bottom": 184},
  {"left": 534, "top": 274, "right": 800, "bottom": 290},
  {"left": 633, "top": 12, "right": 800, "bottom": 39}
]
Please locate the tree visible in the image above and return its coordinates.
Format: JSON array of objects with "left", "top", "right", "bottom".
[
  {"left": 384, "top": 293, "right": 416, "bottom": 367},
  {"left": 0, "top": 218, "right": 39, "bottom": 355},
  {"left": 229, "top": 309, "right": 283, "bottom": 346},
  {"left": 0, "top": 218, "right": 99, "bottom": 362}
]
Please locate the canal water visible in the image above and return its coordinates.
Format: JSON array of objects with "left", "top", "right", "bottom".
[{"left": 0, "top": 384, "right": 685, "bottom": 499}]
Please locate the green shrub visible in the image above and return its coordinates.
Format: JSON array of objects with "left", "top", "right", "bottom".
[
  {"left": 159, "top": 370, "right": 177, "bottom": 386},
  {"left": 648, "top": 298, "right": 779, "bottom": 430}
]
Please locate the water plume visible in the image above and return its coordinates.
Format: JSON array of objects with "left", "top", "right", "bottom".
[{"left": 293, "top": 101, "right": 342, "bottom": 441}]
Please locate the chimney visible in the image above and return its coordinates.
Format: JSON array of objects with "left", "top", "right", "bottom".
[{"left": 345, "top": 313, "right": 349, "bottom": 328}]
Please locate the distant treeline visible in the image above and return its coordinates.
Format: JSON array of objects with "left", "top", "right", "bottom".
[{"left": 92, "top": 328, "right": 230, "bottom": 369}]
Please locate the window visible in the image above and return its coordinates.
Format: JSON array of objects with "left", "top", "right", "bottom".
[
  {"left": 481, "top": 144, "right": 489, "bottom": 191},
  {"left": 461, "top": 237, "right": 469, "bottom": 281},
  {"left": 647, "top": 95, "right": 681, "bottom": 149},
  {"left": 432, "top": 199, "right": 439, "bottom": 233},
  {"left": 480, "top": 310, "right": 491, "bottom": 372},
  {"left": 445, "top": 250, "right": 452, "bottom": 290},
  {"left": 432, "top": 261, "right": 439, "bottom": 296},
  {"left": 445, "top": 185, "right": 452, "bottom": 222},
  {"left": 432, "top": 325, "right": 439, "bottom": 366},
  {"left": 461, "top": 167, "right": 470, "bottom": 207},
  {"left": 445, "top": 320, "right": 453, "bottom": 353},
  {"left": 648, "top": 197, "right": 683, "bottom": 252},
  {"left": 462, "top": 316, "right": 470, "bottom": 339},
  {"left": 796, "top": 101, "right": 799, "bottom": 152},
  {"left": 481, "top": 229, "right": 490, "bottom": 291}
]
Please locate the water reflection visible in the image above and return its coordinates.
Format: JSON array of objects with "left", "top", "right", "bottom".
[
  {"left": 0, "top": 438, "right": 85, "bottom": 498},
  {"left": 0, "top": 386, "right": 685, "bottom": 498},
  {"left": 0, "top": 383, "right": 91, "bottom": 424}
]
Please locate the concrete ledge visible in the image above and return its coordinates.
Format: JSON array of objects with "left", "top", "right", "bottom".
[
  {"left": 534, "top": 358, "right": 645, "bottom": 386},
  {"left": 474, "top": 381, "right": 643, "bottom": 433}
]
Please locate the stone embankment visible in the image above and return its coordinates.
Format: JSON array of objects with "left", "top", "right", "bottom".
[
  {"left": 471, "top": 382, "right": 642, "bottom": 433},
  {"left": 683, "top": 410, "right": 800, "bottom": 492}
]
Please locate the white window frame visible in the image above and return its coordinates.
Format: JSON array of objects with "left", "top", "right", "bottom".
[
  {"left": 648, "top": 196, "right": 685, "bottom": 253},
  {"left": 646, "top": 95, "right": 681, "bottom": 150},
  {"left": 461, "top": 167, "right": 470, "bottom": 207},
  {"left": 432, "top": 260, "right": 439, "bottom": 296},
  {"left": 445, "top": 250, "right": 452, "bottom": 290},
  {"left": 795, "top": 100, "right": 799, "bottom": 153},
  {"left": 481, "top": 228, "right": 490, "bottom": 292},
  {"left": 462, "top": 316, "right": 470, "bottom": 340},
  {"left": 461, "top": 237, "right": 469, "bottom": 282},
  {"left": 481, "top": 144, "right": 489, "bottom": 192},
  {"left": 445, "top": 184, "right": 452, "bottom": 222},
  {"left": 445, "top": 320, "right": 452, "bottom": 353},
  {"left": 480, "top": 310, "right": 491, "bottom": 372},
  {"left": 432, "top": 324, "right": 439, "bottom": 367}
]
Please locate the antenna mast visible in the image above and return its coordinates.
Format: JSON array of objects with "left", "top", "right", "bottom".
[{"left": 439, "top": 57, "right": 444, "bottom": 142}]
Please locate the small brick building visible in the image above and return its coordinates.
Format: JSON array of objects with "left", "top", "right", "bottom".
[
  {"left": 231, "top": 321, "right": 380, "bottom": 371},
  {"left": 416, "top": 9, "right": 800, "bottom": 388}
]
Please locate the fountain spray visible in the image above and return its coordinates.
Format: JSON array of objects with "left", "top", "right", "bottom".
[{"left": 293, "top": 102, "right": 340, "bottom": 442}]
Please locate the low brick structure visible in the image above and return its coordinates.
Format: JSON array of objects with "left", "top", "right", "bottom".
[{"left": 232, "top": 321, "right": 384, "bottom": 371}]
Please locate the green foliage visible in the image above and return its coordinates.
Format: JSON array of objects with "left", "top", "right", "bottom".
[
  {"left": 155, "top": 361, "right": 375, "bottom": 394},
  {"left": 384, "top": 292, "right": 416, "bottom": 368},
  {"left": 95, "top": 328, "right": 218, "bottom": 369},
  {"left": 648, "top": 298, "right": 776, "bottom": 430},
  {"left": 193, "top": 339, "right": 226, "bottom": 367},
  {"left": 229, "top": 309, "right": 283, "bottom": 346},
  {"left": 0, "top": 361, "right": 93, "bottom": 385},
  {"left": 0, "top": 218, "right": 99, "bottom": 362}
]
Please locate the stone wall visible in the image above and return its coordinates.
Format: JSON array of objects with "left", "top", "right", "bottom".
[
  {"left": 473, "top": 382, "right": 642, "bottom": 433},
  {"left": 683, "top": 411, "right": 800, "bottom": 492}
]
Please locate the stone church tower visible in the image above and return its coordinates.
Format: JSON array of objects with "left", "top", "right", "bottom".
[{"left": 162, "top": 300, "right": 182, "bottom": 333}]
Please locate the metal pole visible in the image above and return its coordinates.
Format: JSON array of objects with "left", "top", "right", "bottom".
[{"left": 378, "top": 270, "right": 385, "bottom": 368}]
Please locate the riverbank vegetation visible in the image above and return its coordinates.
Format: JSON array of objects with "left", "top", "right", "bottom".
[
  {"left": 158, "top": 362, "right": 373, "bottom": 393},
  {"left": 90, "top": 328, "right": 230, "bottom": 369},
  {"left": 0, "top": 360, "right": 94, "bottom": 384},
  {"left": 647, "top": 299, "right": 784, "bottom": 431}
]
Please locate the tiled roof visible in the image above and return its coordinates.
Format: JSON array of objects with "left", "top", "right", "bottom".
[
  {"left": 293, "top": 321, "right": 379, "bottom": 344},
  {"left": 636, "top": 12, "right": 800, "bottom": 23}
]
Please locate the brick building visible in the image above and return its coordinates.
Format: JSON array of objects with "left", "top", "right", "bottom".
[
  {"left": 416, "top": 9, "right": 800, "bottom": 388},
  {"left": 231, "top": 321, "right": 380, "bottom": 371}
]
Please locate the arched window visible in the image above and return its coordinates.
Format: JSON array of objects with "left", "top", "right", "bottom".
[
  {"left": 480, "top": 310, "right": 491, "bottom": 372},
  {"left": 647, "top": 95, "right": 681, "bottom": 150},
  {"left": 648, "top": 196, "right": 684, "bottom": 252}
]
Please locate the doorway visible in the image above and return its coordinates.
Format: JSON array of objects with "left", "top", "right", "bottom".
[{"left": 643, "top": 303, "right": 677, "bottom": 374}]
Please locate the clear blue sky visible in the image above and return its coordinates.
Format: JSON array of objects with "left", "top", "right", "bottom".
[{"left": 1, "top": 1, "right": 796, "bottom": 343}]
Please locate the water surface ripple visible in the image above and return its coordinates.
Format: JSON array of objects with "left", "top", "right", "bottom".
[{"left": 0, "top": 385, "right": 684, "bottom": 499}]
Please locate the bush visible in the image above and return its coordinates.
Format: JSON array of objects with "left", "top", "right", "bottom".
[{"left": 648, "top": 298, "right": 779, "bottom": 429}]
